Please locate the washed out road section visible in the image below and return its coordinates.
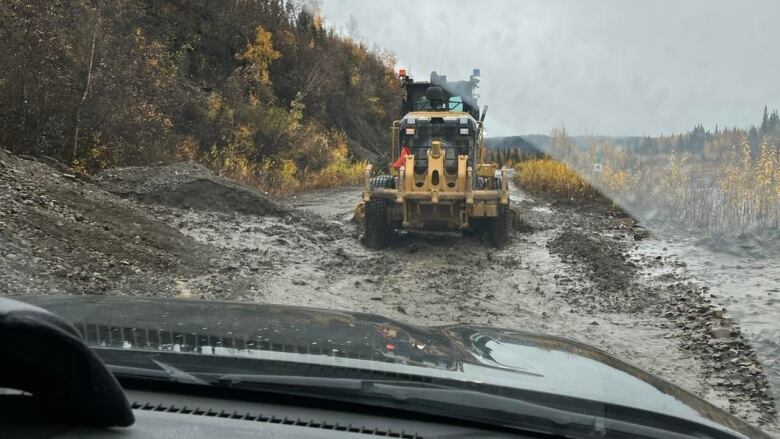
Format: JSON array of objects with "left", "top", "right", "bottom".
[{"left": 0, "top": 150, "right": 776, "bottom": 433}]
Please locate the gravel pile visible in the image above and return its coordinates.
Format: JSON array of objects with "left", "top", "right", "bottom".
[
  {"left": 94, "top": 162, "right": 288, "bottom": 216},
  {"left": 0, "top": 150, "right": 212, "bottom": 296}
]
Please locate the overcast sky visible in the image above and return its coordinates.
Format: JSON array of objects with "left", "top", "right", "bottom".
[{"left": 321, "top": 0, "right": 780, "bottom": 137}]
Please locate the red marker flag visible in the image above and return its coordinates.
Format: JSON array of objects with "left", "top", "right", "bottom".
[{"left": 392, "top": 146, "right": 412, "bottom": 170}]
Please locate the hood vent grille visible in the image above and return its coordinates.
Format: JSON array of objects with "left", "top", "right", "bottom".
[{"left": 131, "top": 401, "right": 423, "bottom": 438}]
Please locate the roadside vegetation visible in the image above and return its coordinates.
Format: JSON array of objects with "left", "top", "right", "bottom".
[
  {"left": 506, "top": 110, "right": 780, "bottom": 233},
  {"left": 514, "top": 159, "right": 601, "bottom": 200},
  {"left": 0, "top": 0, "right": 399, "bottom": 193}
]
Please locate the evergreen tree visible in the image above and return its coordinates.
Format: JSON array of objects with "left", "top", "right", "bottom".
[
  {"left": 769, "top": 110, "right": 780, "bottom": 133},
  {"left": 760, "top": 105, "right": 770, "bottom": 135},
  {"left": 748, "top": 126, "right": 760, "bottom": 158},
  {"left": 497, "top": 149, "right": 506, "bottom": 165}
]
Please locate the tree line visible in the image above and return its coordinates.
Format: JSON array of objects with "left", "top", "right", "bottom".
[
  {"left": 627, "top": 106, "right": 780, "bottom": 159},
  {"left": 488, "top": 106, "right": 780, "bottom": 163},
  {"left": 0, "top": 0, "right": 402, "bottom": 190}
]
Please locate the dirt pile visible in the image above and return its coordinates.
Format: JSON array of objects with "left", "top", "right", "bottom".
[
  {"left": 545, "top": 229, "right": 657, "bottom": 314},
  {"left": 0, "top": 150, "right": 213, "bottom": 296},
  {"left": 94, "top": 162, "right": 288, "bottom": 216}
]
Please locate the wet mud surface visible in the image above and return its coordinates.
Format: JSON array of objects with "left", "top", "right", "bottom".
[{"left": 0, "top": 151, "right": 777, "bottom": 434}]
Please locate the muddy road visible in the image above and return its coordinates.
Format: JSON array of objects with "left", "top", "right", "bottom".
[
  {"left": 134, "top": 179, "right": 780, "bottom": 432},
  {"left": 0, "top": 152, "right": 777, "bottom": 434}
]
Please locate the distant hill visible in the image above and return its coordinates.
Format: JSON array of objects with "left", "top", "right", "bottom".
[
  {"left": 486, "top": 135, "right": 648, "bottom": 153},
  {"left": 488, "top": 108, "right": 780, "bottom": 160}
]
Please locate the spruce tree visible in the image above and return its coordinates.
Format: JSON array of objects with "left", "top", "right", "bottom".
[
  {"left": 769, "top": 110, "right": 780, "bottom": 132},
  {"left": 761, "top": 105, "right": 770, "bottom": 135}
]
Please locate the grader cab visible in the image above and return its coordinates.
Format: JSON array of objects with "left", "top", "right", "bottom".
[{"left": 355, "top": 70, "right": 510, "bottom": 249}]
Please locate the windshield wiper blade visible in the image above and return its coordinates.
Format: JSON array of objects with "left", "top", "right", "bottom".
[
  {"left": 151, "top": 360, "right": 209, "bottom": 385},
  {"left": 108, "top": 367, "right": 725, "bottom": 438},
  {"left": 214, "top": 374, "right": 457, "bottom": 392},
  {"left": 109, "top": 361, "right": 208, "bottom": 385},
  {"left": 208, "top": 374, "right": 597, "bottom": 437},
  {"left": 208, "top": 375, "right": 703, "bottom": 439},
  {"left": 216, "top": 374, "right": 365, "bottom": 390}
]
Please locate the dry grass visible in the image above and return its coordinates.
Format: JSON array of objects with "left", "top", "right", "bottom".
[
  {"left": 515, "top": 159, "right": 601, "bottom": 199},
  {"left": 525, "top": 135, "right": 779, "bottom": 232}
]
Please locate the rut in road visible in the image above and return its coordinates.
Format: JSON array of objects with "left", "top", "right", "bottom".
[
  {"left": 0, "top": 152, "right": 774, "bottom": 431},
  {"left": 163, "top": 182, "right": 775, "bottom": 429}
]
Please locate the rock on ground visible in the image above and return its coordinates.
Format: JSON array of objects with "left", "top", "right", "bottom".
[
  {"left": 0, "top": 150, "right": 213, "bottom": 297},
  {"left": 0, "top": 150, "right": 777, "bottom": 434}
]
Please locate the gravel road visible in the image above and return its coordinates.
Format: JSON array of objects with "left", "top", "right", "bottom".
[{"left": 0, "top": 150, "right": 776, "bottom": 434}]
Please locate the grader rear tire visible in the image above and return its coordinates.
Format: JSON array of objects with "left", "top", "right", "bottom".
[{"left": 363, "top": 199, "right": 390, "bottom": 249}]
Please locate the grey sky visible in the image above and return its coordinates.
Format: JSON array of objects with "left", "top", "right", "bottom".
[{"left": 321, "top": 0, "right": 780, "bottom": 137}]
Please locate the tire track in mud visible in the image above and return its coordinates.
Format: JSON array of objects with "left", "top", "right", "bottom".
[
  {"left": 3, "top": 153, "right": 774, "bottom": 432},
  {"left": 55, "top": 158, "right": 780, "bottom": 430},
  {"left": 266, "top": 184, "right": 776, "bottom": 430},
  {"left": 93, "top": 176, "right": 777, "bottom": 432}
]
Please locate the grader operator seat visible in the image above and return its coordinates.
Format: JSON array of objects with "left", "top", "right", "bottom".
[{"left": 425, "top": 86, "right": 446, "bottom": 111}]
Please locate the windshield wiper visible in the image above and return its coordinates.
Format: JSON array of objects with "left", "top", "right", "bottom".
[
  {"left": 215, "top": 374, "right": 418, "bottom": 390},
  {"left": 112, "top": 366, "right": 587, "bottom": 436},
  {"left": 214, "top": 376, "right": 708, "bottom": 438},
  {"left": 110, "top": 367, "right": 734, "bottom": 439},
  {"left": 208, "top": 374, "right": 603, "bottom": 438},
  {"left": 109, "top": 361, "right": 208, "bottom": 385}
]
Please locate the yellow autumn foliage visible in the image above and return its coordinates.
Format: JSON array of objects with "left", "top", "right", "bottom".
[
  {"left": 515, "top": 138, "right": 778, "bottom": 232},
  {"left": 236, "top": 26, "right": 282, "bottom": 85},
  {"left": 515, "top": 159, "right": 600, "bottom": 199},
  {"left": 175, "top": 136, "right": 199, "bottom": 161},
  {"left": 198, "top": 126, "right": 365, "bottom": 195}
]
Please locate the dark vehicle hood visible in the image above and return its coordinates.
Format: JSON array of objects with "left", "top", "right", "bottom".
[{"left": 17, "top": 295, "right": 765, "bottom": 437}]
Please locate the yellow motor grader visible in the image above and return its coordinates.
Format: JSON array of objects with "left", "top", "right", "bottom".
[{"left": 355, "top": 70, "right": 510, "bottom": 249}]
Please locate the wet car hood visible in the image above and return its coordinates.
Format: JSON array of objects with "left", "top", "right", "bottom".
[{"left": 17, "top": 295, "right": 764, "bottom": 437}]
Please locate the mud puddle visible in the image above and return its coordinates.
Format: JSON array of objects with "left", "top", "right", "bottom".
[
  {"left": 2, "top": 153, "right": 776, "bottom": 433},
  {"left": 154, "top": 182, "right": 776, "bottom": 430}
]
